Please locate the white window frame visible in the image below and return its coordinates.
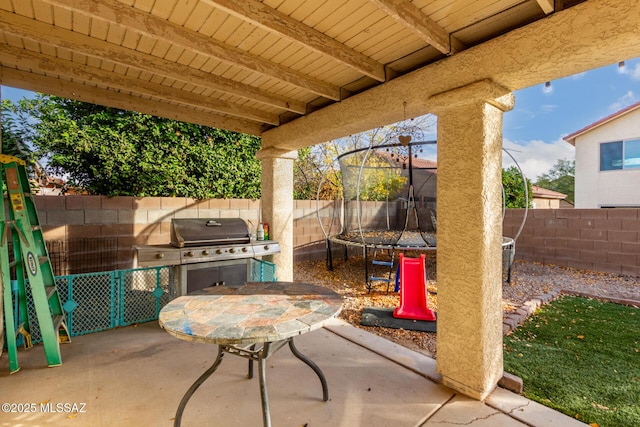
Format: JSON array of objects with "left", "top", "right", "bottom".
[{"left": 599, "top": 138, "right": 640, "bottom": 171}]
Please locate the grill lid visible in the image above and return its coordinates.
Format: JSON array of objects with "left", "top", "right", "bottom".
[{"left": 170, "top": 218, "right": 250, "bottom": 248}]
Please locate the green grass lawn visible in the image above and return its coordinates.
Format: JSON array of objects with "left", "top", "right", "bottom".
[{"left": 503, "top": 295, "right": 640, "bottom": 427}]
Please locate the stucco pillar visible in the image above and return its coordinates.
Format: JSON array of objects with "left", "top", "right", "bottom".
[
  {"left": 256, "top": 147, "right": 297, "bottom": 281},
  {"left": 431, "top": 81, "right": 514, "bottom": 400}
]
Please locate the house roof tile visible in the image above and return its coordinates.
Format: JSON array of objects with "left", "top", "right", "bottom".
[
  {"left": 563, "top": 100, "right": 640, "bottom": 145},
  {"left": 532, "top": 185, "right": 567, "bottom": 200}
]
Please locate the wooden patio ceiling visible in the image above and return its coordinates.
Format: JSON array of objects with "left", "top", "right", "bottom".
[{"left": 0, "top": 0, "right": 590, "bottom": 141}]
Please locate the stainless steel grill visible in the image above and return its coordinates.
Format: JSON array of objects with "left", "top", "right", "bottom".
[
  {"left": 135, "top": 218, "right": 280, "bottom": 295},
  {"left": 170, "top": 218, "right": 250, "bottom": 248}
]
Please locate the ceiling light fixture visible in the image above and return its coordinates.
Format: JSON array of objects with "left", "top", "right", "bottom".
[{"left": 618, "top": 61, "right": 626, "bottom": 73}]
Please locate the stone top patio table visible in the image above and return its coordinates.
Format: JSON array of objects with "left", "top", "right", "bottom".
[{"left": 159, "top": 281, "right": 343, "bottom": 427}]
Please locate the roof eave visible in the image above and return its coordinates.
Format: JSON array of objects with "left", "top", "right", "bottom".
[{"left": 563, "top": 100, "right": 640, "bottom": 144}]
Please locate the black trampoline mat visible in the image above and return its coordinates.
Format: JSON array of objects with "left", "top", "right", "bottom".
[{"left": 360, "top": 307, "right": 437, "bottom": 332}]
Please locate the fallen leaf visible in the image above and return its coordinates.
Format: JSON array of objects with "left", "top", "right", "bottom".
[{"left": 577, "top": 335, "right": 585, "bottom": 339}]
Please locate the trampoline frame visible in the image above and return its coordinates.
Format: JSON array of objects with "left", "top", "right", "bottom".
[{"left": 315, "top": 140, "right": 527, "bottom": 287}]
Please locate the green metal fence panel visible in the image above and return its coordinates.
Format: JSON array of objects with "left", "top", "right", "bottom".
[
  {"left": 119, "top": 266, "right": 174, "bottom": 327},
  {"left": 59, "top": 272, "right": 117, "bottom": 337},
  {"left": 22, "top": 266, "right": 172, "bottom": 343},
  {"left": 19, "top": 262, "right": 279, "bottom": 343},
  {"left": 250, "top": 258, "right": 277, "bottom": 282}
]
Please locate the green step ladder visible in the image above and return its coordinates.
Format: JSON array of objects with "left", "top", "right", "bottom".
[{"left": 1, "top": 154, "right": 69, "bottom": 373}]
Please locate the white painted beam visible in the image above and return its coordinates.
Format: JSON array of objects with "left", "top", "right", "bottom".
[
  {"left": 203, "top": 0, "right": 386, "bottom": 82},
  {"left": 0, "top": 45, "right": 279, "bottom": 125},
  {"left": 0, "top": 67, "right": 264, "bottom": 135},
  {"left": 0, "top": 10, "right": 307, "bottom": 115},
  {"left": 368, "top": 0, "right": 465, "bottom": 54},
  {"left": 537, "top": 0, "right": 555, "bottom": 14},
  {"left": 262, "top": 0, "right": 640, "bottom": 150},
  {"left": 40, "top": 0, "right": 341, "bottom": 101}
]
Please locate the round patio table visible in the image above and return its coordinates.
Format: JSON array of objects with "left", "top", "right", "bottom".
[{"left": 159, "top": 281, "right": 343, "bottom": 427}]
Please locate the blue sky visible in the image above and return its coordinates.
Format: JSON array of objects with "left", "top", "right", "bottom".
[
  {"left": 502, "top": 57, "right": 640, "bottom": 180},
  {"left": 3, "top": 57, "right": 640, "bottom": 181}
]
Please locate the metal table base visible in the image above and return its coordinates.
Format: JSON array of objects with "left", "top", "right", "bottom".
[{"left": 174, "top": 337, "right": 329, "bottom": 427}]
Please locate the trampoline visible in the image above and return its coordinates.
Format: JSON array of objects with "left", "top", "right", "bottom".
[{"left": 316, "top": 139, "right": 527, "bottom": 291}]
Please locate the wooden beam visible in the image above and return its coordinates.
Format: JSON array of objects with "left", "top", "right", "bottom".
[
  {"left": 40, "top": 0, "right": 341, "bottom": 100},
  {"left": 262, "top": 0, "right": 640, "bottom": 150},
  {"left": 0, "top": 67, "right": 264, "bottom": 135},
  {"left": 202, "top": 0, "right": 386, "bottom": 82},
  {"left": 368, "top": 0, "right": 465, "bottom": 54},
  {"left": 536, "top": 0, "right": 555, "bottom": 14},
  {"left": 0, "top": 45, "right": 279, "bottom": 125},
  {"left": 0, "top": 10, "right": 306, "bottom": 115}
]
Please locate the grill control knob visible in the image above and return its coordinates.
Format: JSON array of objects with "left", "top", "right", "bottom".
[
  {"left": 242, "top": 247, "right": 248, "bottom": 252},
  {"left": 202, "top": 250, "right": 209, "bottom": 256},
  {"left": 186, "top": 251, "right": 194, "bottom": 257},
  {"left": 216, "top": 249, "right": 222, "bottom": 255},
  {"left": 156, "top": 253, "right": 164, "bottom": 259},
  {"left": 264, "top": 245, "right": 270, "bottom": 251},
  {"left": 229, "top": 248, "right": 236, "bottom": 254}
]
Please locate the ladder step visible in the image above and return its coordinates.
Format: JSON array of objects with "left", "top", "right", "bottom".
[
  {"left": 45, "top": 285, "right": 57, "bottom": 299},
  {"left": 370, "top": 276, "right": 391, "bottom": 282},
  {"left": 53, "top": 315, "right": 71, "bottom": 344},
  {"left": 52, "top": 314, "right": 65, "bottom": 331},
  {"left": 39, "top": 255, "right": 50, "bottom": 265},
  {"left": 9, "top": 260, "right": 17, "bottom": 268},
  {"left": 372, "top": 260, "right": 393, "bottom": 267}
]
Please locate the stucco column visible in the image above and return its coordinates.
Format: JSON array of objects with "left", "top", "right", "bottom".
[
  {"left": 256, "top": 147, "right": 297, "bottom": 281},
  {"left": 431, "top": 81, "right": 514, "bottom": 400}
]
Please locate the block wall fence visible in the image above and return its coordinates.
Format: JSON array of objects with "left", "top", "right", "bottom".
[
  {"left": 33, "top": 196, "right": 640, "bottom": 277},
  {"left": 503, "top": 208, "right": 640, "bottom": 277}
]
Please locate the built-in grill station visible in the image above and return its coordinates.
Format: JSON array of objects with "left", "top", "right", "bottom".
[{"left": 135, "top": 218, "right": 280, "bottom": 295}]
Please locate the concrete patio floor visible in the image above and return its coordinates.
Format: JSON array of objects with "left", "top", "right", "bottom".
[{"left": 0, "top": 320, "right": 585, "bottom": 427}]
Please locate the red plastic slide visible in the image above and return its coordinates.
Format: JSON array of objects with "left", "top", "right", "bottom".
[{"left": 393, "top": 253, "right": 436, "bottom": 321}]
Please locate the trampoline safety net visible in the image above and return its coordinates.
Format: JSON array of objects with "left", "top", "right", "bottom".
[{"left": 337, "top": 141, "right": 437, "bottom": 247}]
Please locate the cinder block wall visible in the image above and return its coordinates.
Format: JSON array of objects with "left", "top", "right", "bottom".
[
  {"left": 294, "top": 200, "right": 396, "bottom": 262},
  {"left": 504, "top": 208, "right": 640, "bottom": 276},
  {"left": 34, "top": 196, "right": 640, "bottom": 276},
  {"left": 36, "top": 196, "right": 262, "bottom": 270},
  {"left": 35, "top": 196, "right": 351, "bottom": 268},
  {"left": 293, "top": 199, "right": 335, "bottom": 262}
]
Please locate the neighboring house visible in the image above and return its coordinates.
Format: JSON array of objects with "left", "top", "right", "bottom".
[
  {"left": 380, "top": 152, "right": 569, "bottom": 209},
  {"left": 564, "top": 101, "right": 640, "bottom": 208},
  {"left": 35, "top": 176, "right": 66, "bottom": 196},
  {"left": 34, "top": 176, "right": 88, "bottom": 196},
  {"left": 531, "top": 185, "right": 569, "bottom": 209}
]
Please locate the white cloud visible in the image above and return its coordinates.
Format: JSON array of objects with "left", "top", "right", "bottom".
[
  {"left": 502, "top": 138, "right": 575, "bottom": 181},
  {"left": 617, "top": 63, "right": 640, "bottom": 81},
  {"left": 513, "top": 107, "right": 536, "bottom": 119},
  {"left": 571, "top": 72, "right": 587, "bottom": 80},
  {"left": 628, "top": 63, "right": 640, "bottom": 80},
  {"left": 608, "top": 91, "right": 636, "bottom": 112}
]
